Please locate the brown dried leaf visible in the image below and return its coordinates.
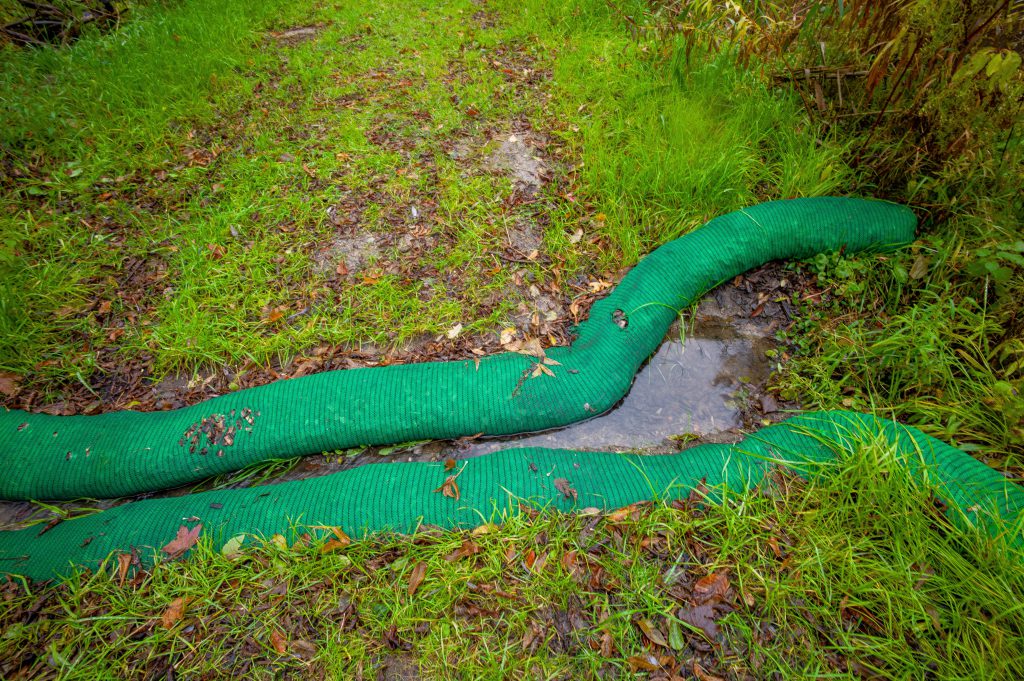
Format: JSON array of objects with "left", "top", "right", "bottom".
[
  {"left": 434, "top": 475, "right": 460, "bottom": 500},
  {"left": 910, "top": 254, "right": 929, "bottom": 279},
  {"left": 162, "top": 524, "right": 202, "bottom": 558},
  {"left": 318, "top": 526, "right": 351, "bottom": 554},
  {"left": 627, "top": 653, "right": 662, "bottom": 672},
  {"left": 408, "top": 561, "right": 427, "bottom": 596},
  {"left": 444, "top": 458, "right": 457, "bottom": 471},
  {"left": 554, "top": 477, "right": 577, "bottom": 502},
  {"left": 694, "top": 571, "right": 730, "bottom": 604},
  {"left": 161, "top": 596, "right": 193, "bottom": 629},
  {"left": 117, "top": 553, "right": 132, "bottom": 586},
  {"left": 270, "top": 628, "right": 287, "bottom": 654},
  {"left": 445, "top": 539, "right": 481, "bottom": 561},
  {"left": 534, "top": 362, "right": 554, "bottom": 377},
  {"left": 636, "top": 618, "right": 669, "bottom": 648},
  {"left": 0, "top": 372, "right": 21, "bottom": 398},
  {"left": 678, "top": 603, "right": 719, "bottom": 640},
  {"left": 513, "top": 337, "right": 545, "bottom": 358},
  {"left": 292, "top": 640, "right": 317, "bottom": 660},
  {"left": 336, "top": 260, "right": 349, "bottom": 276},
  {"left": 693, "top": 661, "right": 726, "bottom": 681}
]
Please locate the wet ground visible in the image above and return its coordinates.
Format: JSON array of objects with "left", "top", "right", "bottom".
[{"left": 0, "top": 262, "right": 809, "bottom": 531}]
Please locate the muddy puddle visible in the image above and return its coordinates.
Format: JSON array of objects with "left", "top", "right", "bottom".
[
  {"left": 0, "top": 264, "right": 803, "bottom": 530},
  {"left": 467, "top": 321, "right": 774, "bottom": 456}
]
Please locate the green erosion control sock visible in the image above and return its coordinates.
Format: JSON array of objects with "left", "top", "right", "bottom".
[
  {"left": 1, "top": 411, "right": 1020, "bottom": 580},
  {"left": 0, "top": 198, "right": 917, "bottom": 500}
]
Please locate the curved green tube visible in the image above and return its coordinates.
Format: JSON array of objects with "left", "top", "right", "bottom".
[
  {"left": 1, "top": 411, "right": 1020, "bottom": 580},
  {"left": 0, "top": 197, "right": 916, "bottom": 501}
]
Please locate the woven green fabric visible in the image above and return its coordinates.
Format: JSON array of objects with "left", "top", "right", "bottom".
[
  {"left": 0, "top": 197, "right": 917, "bottom": 500},
  {"left": 1, "top": 411, "right": 1020, "bottom": 580}
]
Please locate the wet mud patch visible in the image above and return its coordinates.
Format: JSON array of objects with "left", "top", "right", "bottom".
[
  {"left": 268, "top": 24, "right": 326, "bottom": 46},
  {"left": 486, "top": 132, "right": 547, "bottom": 196},
  {"left": 313, "top": 232, "right": 381, "bottom": 277}
]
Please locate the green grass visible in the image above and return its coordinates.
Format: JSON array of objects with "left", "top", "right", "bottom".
[
  {"left": 1, "top": 436, "right": 1020, "bottom": 678},
  {"left": 0, "top": 0, "right": 851, "bottom": 394},
  {"left": 1, "top": 1, "right": 1021, "bottom": 677},
  {"left": 773, "top": 197, "right": 1024, "bottom": 469}
]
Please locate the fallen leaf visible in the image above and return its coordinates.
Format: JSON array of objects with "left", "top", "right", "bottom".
[
  {"left": 271, "top": 533, "right": 288, "bottom": 551},
  {"left": 678, "top": 603, "right": 719, "bottom": 640},
  {"left": 270, "top": 628, "right": 287, "bottom": 654},
  {"left": 292, "top": 640, "right": 317, "bottom": 660},
  {"left": 206, "top": 243, "right": 225, "bottom": 260},
  {"left": 96, "top": 300, "right": 112, "bottom": 314},
  {"left": 472, "top": 523, "right": 498, "bottom": 536},
  {"left": 627, "top": 653, "right": 662, "bottom": 672},
  {"left": 0, "top": 372, "right": 21, "bottom": 397},
  {"left": 554, "top": 477, "right": 578, "bottom": 502},
  {"left": 636, "top": 618, "right": 669, "bottom": 647},
  {"left": 445, "top": 539, "right": 480, "bottom": 561},
  {"left": 162, "top": 524, "right": 202, "bottom": 558},
  {"left": 531, "top": 362, "right": 555, "bottom": 378},
  {"left": 446, "top": 323, "right": 463, "bottom": 339},
  {"left": 434, "top": 475, "right": 460, "bottom": 500},
  {"left": 693, "top": 661, "right": 726, "bottom": 681},
  {"left": 319, "top": 526, "right": 351, "bottom": 554},
  {"left": 117, "top": 553, "right": 132, "bottom": 586},
  {"left": 568, "top": 228, "right": 583, "bottom": 244},
  {"left": 910, "top": 254, "right": 929, "bottom": 279},
  {"left": 408, "top": 561, "right": 427, "bottom": 596},
  {"left": 509, "top": 336, "right": 545, "bottom": 358},
  {"left": 266, "top": 309, "right": 285, "bottom": 323},
  {"left": 667, "top": 619, "right": 685, "bottom": 650},
  {"left": 161, "top": 596, "right": 193, "bottom": 629},
  {"left": 221, "top": 534, "right": 245, "bottom": 560},
  {"left": 694, "top": 571, "right": 730, "bottom": 604},
  {"left": 336, "top": 260, "right": 349, "bottom": 276}
]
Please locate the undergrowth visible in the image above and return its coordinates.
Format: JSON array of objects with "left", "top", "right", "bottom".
[{"left": 593, "top": 0, "right": 1024, "bottom": 469}]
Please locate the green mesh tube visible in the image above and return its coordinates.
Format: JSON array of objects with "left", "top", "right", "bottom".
[
  {"left": 1, "top": 411, "right": 1020, "bottom": 581},
  {"left": 0, "top": 197, "right": 917, "bottom": 500}
]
